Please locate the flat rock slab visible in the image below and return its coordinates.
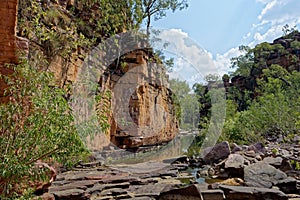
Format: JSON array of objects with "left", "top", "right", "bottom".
[
  {"left": 52, "top": 189, "right": 90, "bottom": 200},
  {"left": 159, "top": 184, "right": 201, "bottom": 200},
  {"left": 263, "top": 156, "right": 283, "bottom": 168},
  {"left": 244, "top": 161, "right": 288, "bottom": 188},
  {"left": 219, "top": 185, "right": 288, "bottom": 200},
  {"left": 110, "top": 161, "right": 171, "bottom": 174},
  {"left": 47, "top": 161, "right": 185, "bottom": 200}
]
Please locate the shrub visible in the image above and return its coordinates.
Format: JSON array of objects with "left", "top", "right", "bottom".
[{"left": 0, "top": 60, "right": 88, "bottom": 197}]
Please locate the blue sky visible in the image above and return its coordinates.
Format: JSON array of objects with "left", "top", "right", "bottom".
[
  {"left": 153, "top": 0, "right": 264, "bottom": 54},
  {"left": 149, "top": 0, "right": 300, "bottom": 83}
]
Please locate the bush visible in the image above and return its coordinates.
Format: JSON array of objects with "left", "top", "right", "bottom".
[{"left": 0, "top": 60, "right": 88, "bottom": 197}]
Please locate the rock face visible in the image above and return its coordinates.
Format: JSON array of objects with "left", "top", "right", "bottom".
[
  {"left": 265, "top": 32, "right": 300, "bottom": 72},
  {"left": 98, "top": 49, "right": 179, "bottom": 149},
  {"left": 0, "top": 0, "right": 19, "bottom": 65},
  {"left": 0, "top": 0, "right": 28, "bottom": 103},
  {"left": 1, "top": 0, "right": 178, "bottom": 150}
]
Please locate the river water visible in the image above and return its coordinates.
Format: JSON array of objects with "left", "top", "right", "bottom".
[{"left": 103, "top": 131, "right": 198, "bottom": 164}]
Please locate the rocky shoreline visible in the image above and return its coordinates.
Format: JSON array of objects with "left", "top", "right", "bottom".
[{"left": 37, "top": 140, "right": 300, "bottom": 200}]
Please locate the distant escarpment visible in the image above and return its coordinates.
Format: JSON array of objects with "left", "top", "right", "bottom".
[{"left": 226, "top": 31, "right": 300, "bottom": 111}]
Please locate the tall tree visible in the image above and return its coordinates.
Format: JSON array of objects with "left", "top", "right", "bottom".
[{"left": 137, "top": 0, "right": 188, "bottom": 36}]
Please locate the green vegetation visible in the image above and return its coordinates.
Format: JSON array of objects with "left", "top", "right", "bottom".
[
  {"left": 220, "top": 29, "right": 300, "bottom": 144},
  {"left": 223, "top": 65, "right": 300, "bottom": 143},
  {"left": 188, "top": 29, "right": 300, "bottom": 154},
  {"left": 0, "top": 1, "right": 190, "bottom": 198},
  {"left": 169, "top": 78, "right": 200, "bottom": 130},
  {"left": 0, "top": 60, "right": 88, "bottom": 198},
  {"left": 290, "top": 160, "right": 300, "bottom": 171}
]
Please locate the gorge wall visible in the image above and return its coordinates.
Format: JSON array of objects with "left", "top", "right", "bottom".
[
  {"left": 97, "top": 49, "right": 179, "bottom": 149},
  {"left": 0, "top": 0, "right": 179, "bottom": 150},
  {"left": 0, "top": 0, "right": 18, "bottom": 65},
  {"left": 0, "top": 0, "right": 28, "bottom": 103}
]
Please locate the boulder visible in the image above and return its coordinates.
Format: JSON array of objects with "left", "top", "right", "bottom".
[
  {"left": 244, "top": 161, "right": 288, "bottom": 188},
  {"left": 37, "top": 193, "right": 55, "bottom": 200},
  {"left": 202, "top": 141, "right": 231, "bottom": 164},
  {"left": 279, "top": 158, "right": 293, "bottom": 172},
  {"left": 224, "top": 154, "right": 245, "bottom": 178},
  {"left": 275, "top": 177, "right": 298, "bottom": 194},
  {"left": 253, "top": 142, "right": 266, "bottom": 153},
  {"left": 208, "top": 178, "right": 244, "bottom": 189},
  {"left": 219, "top": 185, "right": 288, "bottom": 200},
  {"left": 159, "top": 184, "right": 201, "bottom": 200},
  {"left": 231, "top": 143, "right": 243, "bottom": 153},
  {"left": 200, "top": 189, "right": 225, "bottom": 200}
]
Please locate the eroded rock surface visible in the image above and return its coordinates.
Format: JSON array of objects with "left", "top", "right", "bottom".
[
  {"left": 37, "top": 140, "right": 300, "bottom": 200},
  {"left": 96, "top": 49, "right": 179, "bottom": 149}
]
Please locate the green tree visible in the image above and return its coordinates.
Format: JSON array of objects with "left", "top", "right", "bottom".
[
  {"left": 230, "top": 45, "right": 254, "bottom": 77},
  {"left": 137, "top": 0, "right": 188, "bottom": 36}
]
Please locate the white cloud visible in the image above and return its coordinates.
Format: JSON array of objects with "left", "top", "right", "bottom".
[
  {"left": 154, "top": 29, "right": 245, "bottom": 83},
  {"left": 154, "top": 29, "right": 219, "bottom": 84},
  {"left": 256, "top": 0, "right": 274, "bottom": 4},
  {"left": 250, "top": 25, "right": 283, "bottom": 46},
  {"left": 248, "top": 0, "right": 300, "bottom": 48},
  {"left": 213, "top": 47, "right": 242, "bottom": 75},
  {"left": 243, "top": 32, "right": 252, "bottom": 40},
  {"left": 207, "top": 0, "right": 300, "bottom": 79},
  {"left": 258, "top": 0, "right": 300, "bottom": 24},
  {"left": 153, "top": 0, "right": 300, "bottom": 83},
  {"left": 258, "top": 0, "right": 277, "bottom": 20}
]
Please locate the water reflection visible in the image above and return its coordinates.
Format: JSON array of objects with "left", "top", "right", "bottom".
[{"left": 110, "top": 131, "right": 197, "bottom": 164}]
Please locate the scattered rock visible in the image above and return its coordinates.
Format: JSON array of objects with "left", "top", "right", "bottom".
[
  {"left": 224, "top": 154, "right": 245, "bottom": 178},
  {"left": 201, "top": 189, "right": 225, "bottom": 200},
  {"left": 159, "top": 184, "right": 201, "bottom": 200},
  {"left": 263, "top": 156, "right": 283, "bottom": 168},
  {"left": 275, "top": 177, "right": 298, "bottom": 194},
  {"left": 219, "top": 185, "right": 288, "bottom": 200},
  {"left": 244, "top": 161, "right": 288, "bottom": 188},
  {"left": 208, "top": 178, "right": 244, "bottom": 189},
  {"left": 36, "top": 193, "right": 55, "bottom": 200},
  {"left": 280, "top": 158, "right": 293, "bottom": 172},
  {"left": 43, "top": 140, "right": 300, "bottom": 199},
  {"left": 52, "top": 189, "right": 90, "bottom": 200},
  {"left": 253, "top": 142, "right": 266, "bottom": 153},
  {"left": 231, "top": 143, "right": 243, "bottom": 153},
  {"left": 202, "top": 141, "right": 231, "bottom": 164}
]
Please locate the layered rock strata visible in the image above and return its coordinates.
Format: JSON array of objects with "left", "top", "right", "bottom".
[{"left": 98, "top": 49, "right": 179, "bottom": 149}]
